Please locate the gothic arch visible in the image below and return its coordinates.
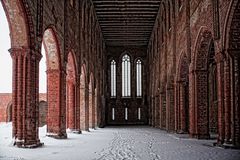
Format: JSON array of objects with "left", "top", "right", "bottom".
[
  {"left": 66, "top": 51, "right": 78, "bottom": 130},
  {"left": 190, "top": 29, "right": 218, "bottom": 139},
  {"left": 1, "top": 0, "right": 30, "bottom": 47},
  {"left": 222, "top": 0, "right": 240, "bottom": 147},
  {"left": 175, "top": 52, "right": 189, "bottom": 133},
  {"left": 1, "top": 0, "right": 42, "bottom": 147},
  {"left": 42, "top": 28, "right": 67, "bottom": 139}
]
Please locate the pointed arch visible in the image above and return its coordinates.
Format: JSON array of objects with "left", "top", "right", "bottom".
[
  {"left": 190, "top": 29, "right": 218, "bottom": 139},
  {"left": 42, "top": 28, "right": 66, "bottom": 138},
  {"left": 66, "top": 51, "right": 78, "bottom": 130}
]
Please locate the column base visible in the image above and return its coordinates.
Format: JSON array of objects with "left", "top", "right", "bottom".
[
  {"left": 14, "top": 139, "right": 44, "bottom": 148},
  {"left": 190, "top": 133, "right": 210, "bottom": 139},
  {"left": 47, "top": 132, "right": 67, "bottom": 139},
  {"left": 72, "top": 130, "right": 82, "bottom": 134}
]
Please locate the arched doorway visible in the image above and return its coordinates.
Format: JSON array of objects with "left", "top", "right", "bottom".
[
  {"left": 208, "top": 41, "right": 218, "bottom": 138},
  {"left": 42, "top": 28, "right": 67, "bottom": 139},
  {"left": 1, "top": 0, "right": 42, "bottom": 147},
  {"left": 190, "top": 30, "right": 218, "bottom": 139},
  {"left": 176, "top": 53, "right": 189, "bottom": 133},
  {"left": 224, "top": 0, "right": 240, "bottom": 147}
]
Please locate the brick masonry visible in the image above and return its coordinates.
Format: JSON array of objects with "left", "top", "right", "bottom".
[
  {"left": 0, "top": 0, "right": 239, "bottom": 149},
  {"left": 148, "top": 0, "right": 240, "bottom": 148}
]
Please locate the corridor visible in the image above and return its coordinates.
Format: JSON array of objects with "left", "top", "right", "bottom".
[{"left": 0, "top": 123, "right": 239, "bottom": 160}]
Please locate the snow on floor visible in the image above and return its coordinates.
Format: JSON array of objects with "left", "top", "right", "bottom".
[{"left": 0, "top": 123, "right": 240, "bottom": 160}]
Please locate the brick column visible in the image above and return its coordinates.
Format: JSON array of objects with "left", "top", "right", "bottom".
[
  {"left": 215, "top": 52, "right": 225, "bottom": 144},
  {"left": 155, "top": 95, "right": 160, "bottom": 128},
  {"left": 148, "top": 96, "right": 153, "bottom": 126},
  {"left": 175, "top": 81, "right": 180, "bottom": 132},
  {"left": 179, "top": 82, "right": 188, "bottom": 133},
  {"left": 46, "top": 69, "right": 67, "bottom": 139},
  {"left": 67, "top": 81, "right": 75, "bottom": 130},
  {"left": 152, "top": 97, "right": 155, "bottom": 127},
  {"left": 94, "top": 88, "right": 98, "bottom": 128},
  {"left": 89, "top": 88, "right": 93, "bottom": 129},
  {"left": 229, "top": 50, "right": 240, "bottom": 147},
  {"left": 224, "top": 56, "right": 231, "bottom": 144},
  {"left": 166, "top": 87, "right": 175, "bottom": 132},
  {"left": 10, "top": 47, "right": 43, "bottom": 148},
  {"left": 160, "top": 91, "right": 166, "bottom": 129},
  {"left": 80, "top": 85, "right": 89, "bottom": 131},
  {"left": 74, "top": 78, "right": 81, "bottom": 133},
  {"left": 92, "top": 90, "right": 96, "bottom": 129},
  {"left": 189, "top": 63, "right": 210, "bottom": 139}
]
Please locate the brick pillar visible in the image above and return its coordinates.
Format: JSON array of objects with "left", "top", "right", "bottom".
[
  {"left": 175, "top": 81, "right": 180, "bottom": 132},
  {"left": 166, "top": 87, "right": 175, "bottom": 132},
  {"left": 94, "top": 88, "right": 98, "bottom": 128},
  {"left": 215, "top": 52, "right": 225, "bottom": 144},
  {"left": 179, "top": 82, "right": 188, "bottom": 133},
  {"left": 80, "top": 85, "right": 89, "bottom": 131},
  {"left": 92, "top": 90, "right": 96, "bottom": 129},
  {"left": 10, "top": 47, "right": 43, "bottom": 148},
  {"left": 159, "top": 94, "right": 162, "bottom": 128},
  {"left": 46, "top": 69, "right": 67, "bottom": 139},
  {"left": 152, "top": 97, "right": 155, "bottom": 127},
  {"left": 149, "top": 96, "right": 152, "bottom": 126},
  {"left": 67, "top": 81, "right": 75, "bottom": 130},
  {"left": 231, "top": 52, "right": 240, "bottom": 147},
  {"left": 89, "top": 88, "right": 93, "bottom": 129},
  {"left": 189, "top": 66, "right": 210, "bottom": 139},
  {"left": 85, "top": 86, "right": 89, "bottom": 131},
  {"left": 189, "top": 63, "right": 196, "bottom": 137},
  {"left": 160, "top": 91, "right": 166, "bottom": 129},
  {"left": 74, "top": 78, "right": 81, "bottom": 133},
  {"left": 224, "top": 56, "right": 231, "bottom": 144},
  {"left": 155, "top": 95, "right": 160, "bottom": 128}
]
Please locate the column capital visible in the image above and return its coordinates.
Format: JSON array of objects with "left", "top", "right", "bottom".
[
  {"left": 214, "top": 52, "right": 225, "bottom": 63},
  {"left": 9, "top": 47, "right": 30, "bottom": 58}
]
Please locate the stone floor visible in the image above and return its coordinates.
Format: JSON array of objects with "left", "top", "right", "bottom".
[{"left": 0, "top": 123, "right": 239, "bottom": 160}]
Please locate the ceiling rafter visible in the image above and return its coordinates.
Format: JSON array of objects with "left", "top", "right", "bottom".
[{"left": 92, "top": 0, "right": 161, "bottom": 46}]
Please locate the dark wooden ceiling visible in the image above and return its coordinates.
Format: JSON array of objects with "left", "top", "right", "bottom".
[{"left": 92, "top": 0, "right": 161, "bottom": 47}]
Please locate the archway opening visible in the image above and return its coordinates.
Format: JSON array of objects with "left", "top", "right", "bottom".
[
  {"left": 66, "top": 52, "right": 77, "bottom": 130},
  {"left": 39, "top": 100, "right": 47, "bottom": 127},
  {"left": 41, "top": 28, "right": 66, "bottom": 138},
  {"left": 208, "top": 41, "right": 218, "bottom": 138},
  {"left": 0, "top": 1, "right": 11, "bottom": 124},
  {"left": 177, "top": 53, "right": 189, "bottom": 133},
  {"left": 80, "top": 65, "right": 88, "bottom": 131}
]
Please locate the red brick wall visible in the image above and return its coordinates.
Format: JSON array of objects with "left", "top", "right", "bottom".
[
  {"left": 0, "top": 93, "right": 12, "bottom": 122},
  {"left": 0, "top": 93, "right": 47, "bottom": 123}
]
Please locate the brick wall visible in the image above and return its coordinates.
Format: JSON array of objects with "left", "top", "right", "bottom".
[
  {"left": 0, "top": 93, "right": 47, "bottom": 124},
  {"left": 106, "top": 46, "right": 148, "bottom": 125}
]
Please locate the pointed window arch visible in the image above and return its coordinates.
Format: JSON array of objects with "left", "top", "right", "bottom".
[
  {"left": 136, "top": 59, "right": 142, "bottom": 97},
  {"left": 122, "top": 54, "right": 131, "bottom": 97},
  {"left": 111, "top": 60, "right": 116, "bottom": 97}
]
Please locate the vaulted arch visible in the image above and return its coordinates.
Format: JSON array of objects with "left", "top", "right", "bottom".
[{"left": 42, "top": 28, "right": 67, "bottom": 139}]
